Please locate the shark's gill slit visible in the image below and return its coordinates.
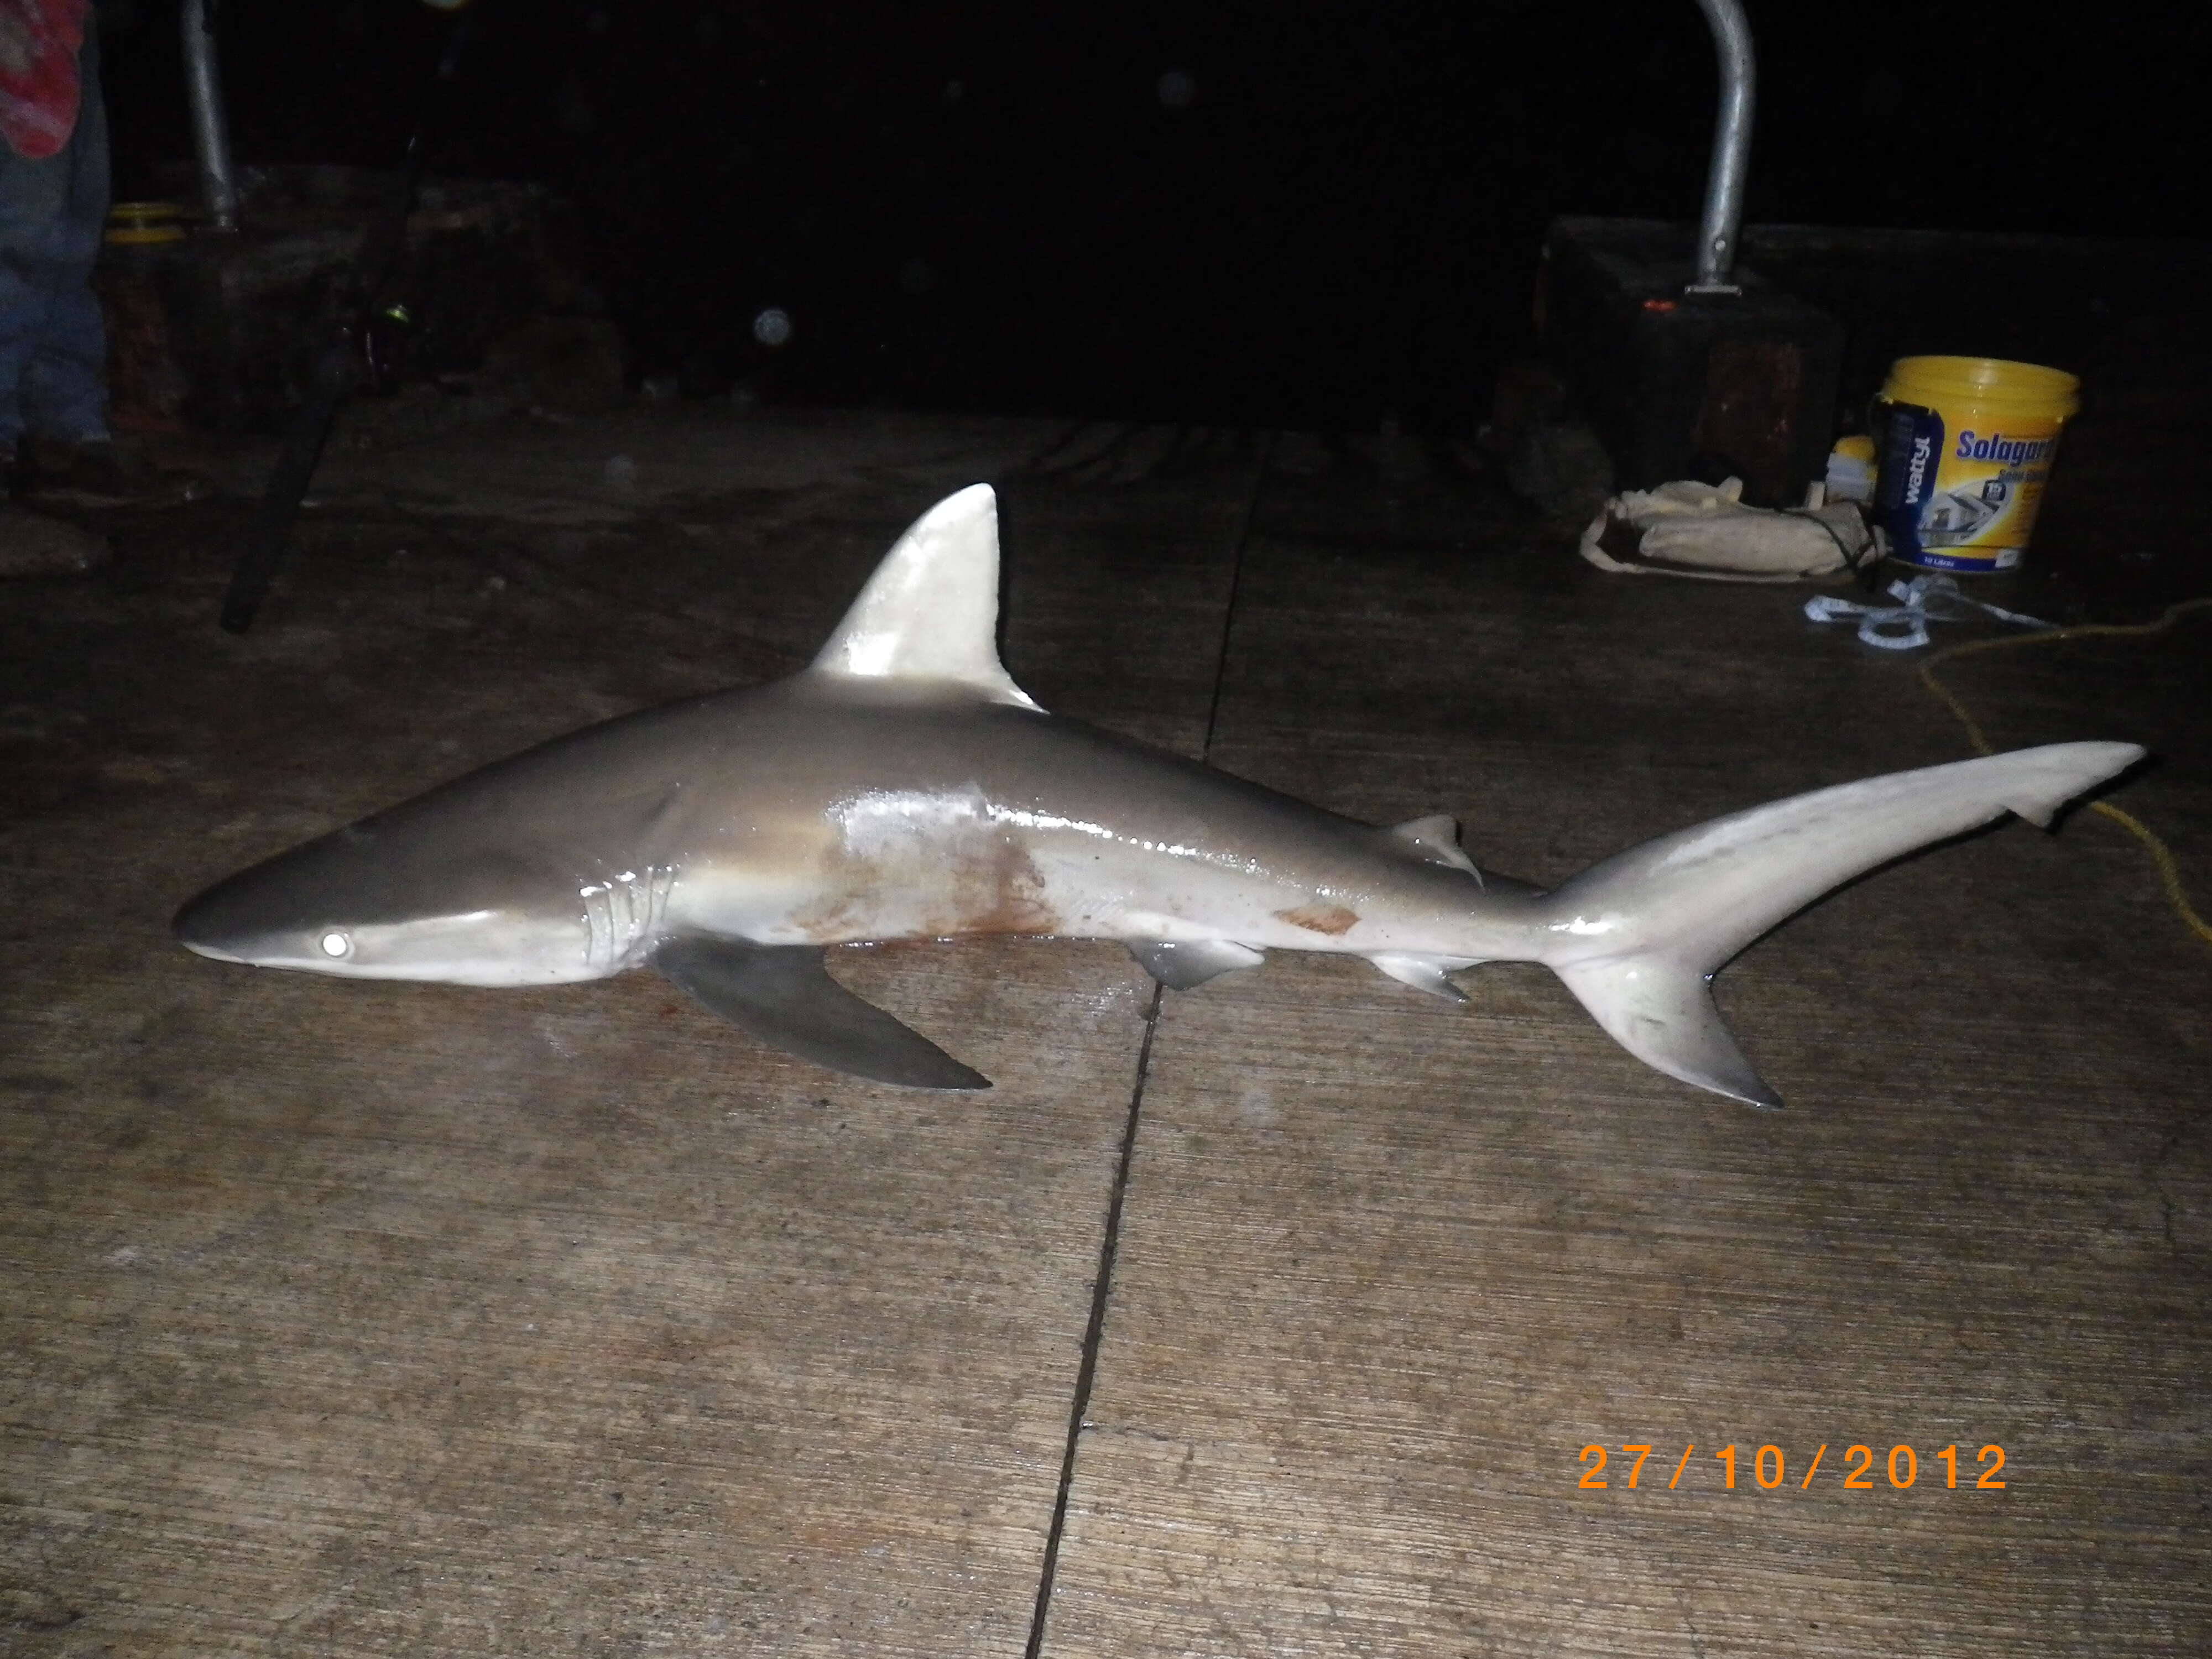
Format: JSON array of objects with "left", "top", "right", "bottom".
[
  {"left": 581, "top": 884, "right": 612, "bottom": 969},
  {"left": 581, "top": 866, "right": 675, "bottom": 972}
]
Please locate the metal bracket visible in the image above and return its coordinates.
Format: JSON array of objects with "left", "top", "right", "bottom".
[
  {"left": 1687, "top": 0, "right": 1756, "bottom": 295},
  {"left": 182, "top": 0, "right": 241, "bottom": 233}
]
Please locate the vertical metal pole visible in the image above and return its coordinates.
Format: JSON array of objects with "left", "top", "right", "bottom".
[
  {"left": 182, "top": 0, "right": 241, "bottom": 232},
  {"left": 1688, "top": 0, "right": 1755, "bottom": 294}
]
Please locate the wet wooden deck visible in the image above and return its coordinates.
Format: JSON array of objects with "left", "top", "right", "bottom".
[{"left": 4, "top": 408, "right": 2207, "bottom": 1655}]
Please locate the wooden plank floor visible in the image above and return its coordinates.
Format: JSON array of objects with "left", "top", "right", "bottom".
[
  {"left": 3, "top": 409, "right": 2206, "bottom": 1655},
  {"left": 1041, "top": 458, "right": 2212, "bottom": 1657}
]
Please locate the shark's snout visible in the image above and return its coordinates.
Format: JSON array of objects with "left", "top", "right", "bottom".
[
  {"left": 173, "top": 822, "right": 614, "bottom": 987},
  {"left": 173, "top": 878, "right": 269, "bottom": 964},
  {"left": 175, "top": 929, "right": 251, "bottom": 966},
  {"left": 172, "top": 851, "right": 330, "bottom": 967}
]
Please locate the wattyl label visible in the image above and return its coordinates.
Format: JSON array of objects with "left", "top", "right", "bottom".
[{"left": 1873, "top": 401, "right": 2063, "bottom": 573}]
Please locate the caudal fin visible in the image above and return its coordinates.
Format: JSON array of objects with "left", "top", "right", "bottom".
[{"left": 1540, "top": 742, "right": 2145, "bottom": 1107}]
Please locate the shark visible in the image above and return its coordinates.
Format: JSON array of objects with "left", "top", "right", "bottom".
[{"left": 175, "top": 484, "right": 2143, "bottom": 1105}]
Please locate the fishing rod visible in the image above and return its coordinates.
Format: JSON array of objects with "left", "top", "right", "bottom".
[{"left": 220, "top": 0, "right": 481, "bottom": 633}]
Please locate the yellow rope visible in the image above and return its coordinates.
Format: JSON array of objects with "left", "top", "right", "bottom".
[{"left": 1917, "top": 596, "right": 2212, "bottom": 948}]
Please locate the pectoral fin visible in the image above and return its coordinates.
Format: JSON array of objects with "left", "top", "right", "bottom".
[
  {"left": 654, "top": 938, "right": 990, "bottom": 1090},
  {"left": 1127, "top": 938, "right": 1265, "bottom": 990}
]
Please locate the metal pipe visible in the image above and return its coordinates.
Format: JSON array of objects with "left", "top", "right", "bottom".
[
  {"left": 1688, "top": 0, "right": 1755, "bottom": 293},
  {"left": 182, "top": 0, "right": 241, "bottom": 232}
]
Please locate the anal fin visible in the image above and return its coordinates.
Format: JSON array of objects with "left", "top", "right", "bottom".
[
  {"left": 1128, "top": 938, "right": 1265, "bottom": 990},
  {"left": 1553, "top": 954, "right": 1781, "bottom": 1109},
  {"left": 1366, "top": 952, "right": 1478, "bottom": 1003},
  {"left": 655, "top": 938, "right": 989, "bottom": 1090}
]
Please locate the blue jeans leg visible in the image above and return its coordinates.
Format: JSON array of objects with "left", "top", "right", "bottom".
[{"left": 0, "top": 26, "right": 111, "bottom": 451}]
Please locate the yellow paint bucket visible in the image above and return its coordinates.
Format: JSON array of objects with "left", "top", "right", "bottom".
[{"left": 1871, "top": 356, "right": 2079, "bottom": 573}]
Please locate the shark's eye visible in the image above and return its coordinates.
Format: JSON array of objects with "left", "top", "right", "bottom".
[{"left": 318, "top": 931, "right": 353, "bottom": 959}]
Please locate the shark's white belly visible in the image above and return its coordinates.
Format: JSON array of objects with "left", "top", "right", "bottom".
[{"left": 662, "top": 781, "right": 1490, "bottom": 959}]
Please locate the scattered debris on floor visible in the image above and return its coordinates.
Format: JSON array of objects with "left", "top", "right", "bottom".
[
  {"left": 1806, "top": 572, "right": 2051, "bottom": 651},
  {"left": 1579, "top": 474, "right": 1873, "bottom": 581}
]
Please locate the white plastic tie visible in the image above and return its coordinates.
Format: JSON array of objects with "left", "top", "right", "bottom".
[{"left": 1803, "top": 574, "right": 2051, "bottom": 652}]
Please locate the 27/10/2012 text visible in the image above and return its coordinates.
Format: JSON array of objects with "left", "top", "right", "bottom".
[{"left": 1578, "top": 1443, "right": 2007, "bottom": 1491}]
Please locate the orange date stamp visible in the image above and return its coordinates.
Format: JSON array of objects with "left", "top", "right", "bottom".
[{"left": 1578, "top": 1442, "right": 2007, "bottom": 1491}]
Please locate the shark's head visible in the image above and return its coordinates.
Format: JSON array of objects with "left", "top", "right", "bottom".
[{"left": 173, "top": 810, "right": 625, "bottom": 987}]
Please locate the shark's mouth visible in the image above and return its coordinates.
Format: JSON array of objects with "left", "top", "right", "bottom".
[{"left": 178, "top": 938, "right": 250, "bottom": 966}]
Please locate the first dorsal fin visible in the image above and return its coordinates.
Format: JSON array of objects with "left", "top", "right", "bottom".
[{"left": 809, "top": 484, "right": 1041, "bottom": 709}]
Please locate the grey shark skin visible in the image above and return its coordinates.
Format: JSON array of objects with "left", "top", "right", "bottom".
[{"left": 176, "top": 484, "right": 2145, "bottom": 1105}]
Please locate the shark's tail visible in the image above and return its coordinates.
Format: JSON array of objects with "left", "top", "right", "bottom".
[{"left": 1536, "top": 742, "right": 2145, "bottom": 1107}]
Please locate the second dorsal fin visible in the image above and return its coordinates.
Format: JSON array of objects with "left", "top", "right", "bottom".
[
  {"left": 1387, "top": 814, "right": 1481, "bottom": 878},
  {"left": 808, "top": 484, "right": 1041, "bottom": 709}
]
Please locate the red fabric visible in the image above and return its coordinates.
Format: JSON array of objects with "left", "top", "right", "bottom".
[{"left": 0, "top": 0, "right": 88, "bottom": 161}]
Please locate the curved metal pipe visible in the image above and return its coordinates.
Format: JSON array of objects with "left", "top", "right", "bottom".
[
  {"left": 1688, "top": 0, "right": 1755, "bottom": 293},
  {"left": 182, "top": 0, "right": 241, "bottom": 232}
]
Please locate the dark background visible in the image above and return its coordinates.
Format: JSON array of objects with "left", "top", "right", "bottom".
[{"left": 94, "top": 0, "right": 2206, "bottom": 432}]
